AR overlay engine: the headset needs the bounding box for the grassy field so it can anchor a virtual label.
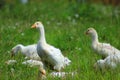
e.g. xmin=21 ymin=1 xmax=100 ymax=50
xmin=0 ymin=0 xmax=120 ymax=80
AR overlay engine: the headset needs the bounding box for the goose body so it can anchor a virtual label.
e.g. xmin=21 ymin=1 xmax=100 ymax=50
xmin=11 ymin=44 xmax=41 ymax=60
xmin=86 ymin=28 xmax=120 ymax=57
xmin=94 ymin=53 xmax=120 ymax=70
xmin=92 ymin=42 xmax=120 ymax=57
xmin=31 ymin=21 xmax=71 ymax=71
xmin=37 ymin=43 xmax=69 ymax=70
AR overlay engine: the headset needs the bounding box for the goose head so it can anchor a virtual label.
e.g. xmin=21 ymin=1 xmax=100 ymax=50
xmin=31 ymin=21 xmax=46 ymax=44
xmin=85 ymin=28 xmax=97 ymax=36
xmin=85 ymin=28 xmax=99 ymax=43
xmin=31 ymin=21 xmax=43 ymax=29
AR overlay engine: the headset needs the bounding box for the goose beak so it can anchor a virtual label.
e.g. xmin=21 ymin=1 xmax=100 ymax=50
xmin=31 ymin=24 xmax=36 ymax=28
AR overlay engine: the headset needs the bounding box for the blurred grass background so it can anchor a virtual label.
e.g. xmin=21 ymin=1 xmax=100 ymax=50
xmin=0 ymin=0 xmax=120 ymax=80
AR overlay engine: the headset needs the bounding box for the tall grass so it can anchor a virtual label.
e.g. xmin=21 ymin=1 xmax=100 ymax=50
xmin=0 ymin=0 xmax=120 ymax=80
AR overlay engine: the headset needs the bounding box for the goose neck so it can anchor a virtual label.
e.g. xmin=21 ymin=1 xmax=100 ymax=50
xmin=91 ymin=33 xmax=99 ymax=45
xmin=38 ymin=26 xmax=46 ymax=44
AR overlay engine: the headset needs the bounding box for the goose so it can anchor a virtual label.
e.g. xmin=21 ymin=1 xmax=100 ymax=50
xmin=94 ymin=53 xmax=120 ymax=70
xmin=31 ymin=21 xmax=71 ymax=71
xmin=86 ymin=28 xmax=120 ymax=58
xmin=11 ymin=44 xmax=41 ymax=60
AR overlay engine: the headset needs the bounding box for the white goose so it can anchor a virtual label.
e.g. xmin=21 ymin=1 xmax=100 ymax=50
xmin=86 ymin=28 xmax=120 ymax=58
xmin=11 ymin=44 xmax=41 ymax=60
xmin=31 ymin=21 xmax=71 ymax=71
xmin=94 ymin=53 xmax=120 ymax=70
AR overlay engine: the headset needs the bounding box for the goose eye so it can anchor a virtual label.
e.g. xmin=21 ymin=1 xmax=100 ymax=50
xmin=36 ymin=23 xmax=39 ymax=25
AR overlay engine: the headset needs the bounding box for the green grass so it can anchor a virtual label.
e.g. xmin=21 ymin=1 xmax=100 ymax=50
xmin=0 ymin=0 xmax=120 ymax=80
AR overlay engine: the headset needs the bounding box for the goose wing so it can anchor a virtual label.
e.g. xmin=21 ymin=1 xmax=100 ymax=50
xmin=98 ymin=43 xmax=120 ymax=55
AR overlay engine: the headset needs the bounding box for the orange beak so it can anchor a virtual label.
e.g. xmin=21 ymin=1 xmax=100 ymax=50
xmin=31 ymin=24 xmax=36 ymax=28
